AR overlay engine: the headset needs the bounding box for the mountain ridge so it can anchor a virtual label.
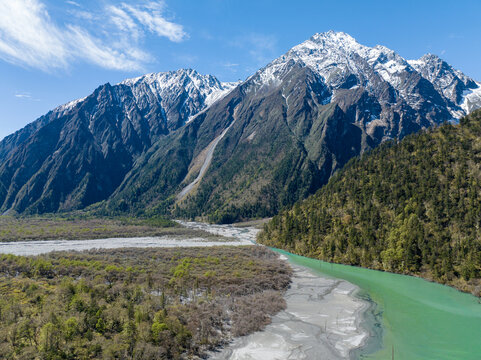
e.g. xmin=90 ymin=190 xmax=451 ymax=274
xmin=0 ymin=69 xmax=235 ymax=214
xmin=1 ymin=31 xmax=481 ymax=218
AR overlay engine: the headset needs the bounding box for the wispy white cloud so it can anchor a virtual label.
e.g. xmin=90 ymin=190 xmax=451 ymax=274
xmin=67 ymin=24 xmax=152 ymax=71
xmin=69 ymin=9 xmax=96 ymax=21
xmin=119 ymin=2 xmax=187 ymax=43
xmin=0 ymin=0 xmax=70 ymax=70
xmin=108 ymin=5 xmax=142 ymax=40
xmin=65 ymin=1 xmax=80 ymax=7
xmin=0 ymin=0 xmax=187 ymax=72
xmin=15 ymin=93 xmax=31 ymax=99
xmin=14 ymin=92 xmax=40 ymax=101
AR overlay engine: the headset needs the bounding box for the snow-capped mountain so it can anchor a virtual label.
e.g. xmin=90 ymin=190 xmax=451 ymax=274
xmin=239 ymin=30 xmax=481 ymax=148
xmin=0 ymin=69 xmax=237 ymax=214
xmin=119 ymin=69 xmax=239 ymax=125
xmin=1 ymin=31 xmax=480 ymax=217
xmin=1 ymin=69 xmax=236 ymax=163
xmin=55 ymin=69 xmax=238 ymax=129
xmin=250 ymin=31 xmax=480 ymax=120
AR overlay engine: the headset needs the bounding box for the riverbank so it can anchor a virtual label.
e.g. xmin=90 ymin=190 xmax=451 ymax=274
xmin=177 ymin=221 xmax=372 ymax=359
xmin=282 ymin=250 xmax=481 ymax=360
xmin=209 ymin=257 xmax=369 ymax=359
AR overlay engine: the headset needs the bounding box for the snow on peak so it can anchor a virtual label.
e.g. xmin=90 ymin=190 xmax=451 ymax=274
xmin=248 ymin=30 xmax=481 ymax=119
xmin=54 ymin=96 xmax=87 ymax=116
xmin=251 ymin=31 xmax=412 ymax=92
xmin=419 ymin=53 xmax=442 ymax=62
xmin=120 ymin=68 xmax=233 ymax=104
xmin=48 ymin=69 xmax=240 ymax=129
xmin=408 ymin=53 xmax=481 ymax=116
xmin=292 ymin=31 xmax=366 ymax=61
xmin=408 ymin=53 xmax=474 ymax=87
xmin=119 ymin=69 xmax=239 ymax=116
xmin=309 ymin=31 xmax=361 ymax=51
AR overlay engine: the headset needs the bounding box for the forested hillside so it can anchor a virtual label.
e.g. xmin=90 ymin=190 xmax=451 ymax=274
xmin=258 ymin=109 xmax=481 ymax=296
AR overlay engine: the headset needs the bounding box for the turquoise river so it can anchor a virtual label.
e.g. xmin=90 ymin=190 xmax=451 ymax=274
xmin=275 ymin=249 xmax=481 ymax=360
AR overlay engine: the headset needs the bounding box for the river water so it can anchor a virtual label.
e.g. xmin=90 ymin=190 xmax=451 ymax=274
xmin=281 ymin=250 xmax=481 ymax=360
xmin=178 ymin=222 xmax=481 ymax=359
xmin=1 ymin=222 xmax=480 ymax=359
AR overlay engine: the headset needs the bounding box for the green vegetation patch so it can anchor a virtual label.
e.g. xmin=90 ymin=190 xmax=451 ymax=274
xmin=0 ymin=216 xmax=229 ymax=242
xmin=0 ymin=246 xmax=291 ymax=359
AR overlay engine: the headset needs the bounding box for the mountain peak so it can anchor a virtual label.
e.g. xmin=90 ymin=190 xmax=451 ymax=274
xmin=310 ymin=31 xmax=358 ymax=43
xmin=419 ymin=53 xmax=442 ymax=62
xmin=299 ymin=31 xmax=364 ymax=55
xmin=408 ymin=53 xmax=448 ymax=71
xmin=119 ymin=68 xmax=218 ymax=87
xmin=408 ymin=53 xmax=480 ymax=111
xmin=286 ymin=31 xmax=404 ymax=70
xmin=258 ymin=31 xmax=409 ymax=93
xmin=251 ymin=30 xmax=481 ymax=120
xmin=116 ymin=68 xmax=238 ymax=114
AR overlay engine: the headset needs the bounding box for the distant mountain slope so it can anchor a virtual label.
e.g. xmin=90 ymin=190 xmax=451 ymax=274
xmin=0 ymin=69 xmax=236 ymax=214
xmin=104 ymin=31 xmax=481 ymax=221
xmin=1 ymin=31 xmax=481 ymax=217
xmin=258 ymin=109 xmax=481 ymax=296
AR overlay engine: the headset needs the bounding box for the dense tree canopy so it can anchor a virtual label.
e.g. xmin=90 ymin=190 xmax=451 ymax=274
xmin=259 ymin=109 xmax=481 ymax=296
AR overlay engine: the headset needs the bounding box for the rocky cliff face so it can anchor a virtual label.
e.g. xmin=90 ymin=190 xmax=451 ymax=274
xmin=0 ymin=70 xmax=236 ymax=214
xmin=408 ymin=53 xmax=481 ymax=117
xmin=107 ymin=32 xmax=481 ymax=221
xmin=1 ymin=32 xmax=480 ymax=218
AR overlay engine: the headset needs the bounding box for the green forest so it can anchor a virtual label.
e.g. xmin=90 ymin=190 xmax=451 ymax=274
xmin=0 ymin=247 xmax=291 ymax=359
xmin=259 ymin=109 xmax=481 ymax=296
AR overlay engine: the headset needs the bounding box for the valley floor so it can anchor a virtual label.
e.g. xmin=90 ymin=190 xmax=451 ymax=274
xmin=0 ymin=216 xmax=226 ymax=242
xmin=0 ymin=243 xmax=291 ymax=359
xmin=0 ymin=217 xmax=373 ymax=359
xmin=209 ymin=258 xmax=369 ymax=360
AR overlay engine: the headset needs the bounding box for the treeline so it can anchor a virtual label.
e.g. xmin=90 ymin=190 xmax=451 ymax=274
xmin=0 ymin=247 xmax=291 ymax=359
xmin=259 ymin=109 xmax=481 ymax=296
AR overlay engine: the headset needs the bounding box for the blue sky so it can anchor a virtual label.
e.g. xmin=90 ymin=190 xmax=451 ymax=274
xmin=1 ymin=0 xmax=480 ymax=140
